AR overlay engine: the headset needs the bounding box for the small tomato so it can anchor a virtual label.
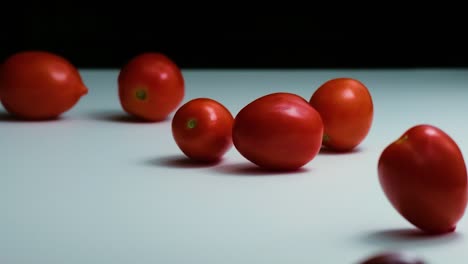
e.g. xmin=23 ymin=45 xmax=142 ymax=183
xmin=172 ymin=98 xmax=233 ymax=162
xmin=309 ymin=77 xmax=373 ymax=152
xmin=118 ymin=52 xmax=184 ymax=121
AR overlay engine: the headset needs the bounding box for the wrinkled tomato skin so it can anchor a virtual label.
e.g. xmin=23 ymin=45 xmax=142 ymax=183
xmin=232 ymin=92 xmax=323 ymax=171
xmin=378 ymin=124 xmax=468 ymax=234
xmin=309 ymin=78 xmax=373 ymax=152
xmin=118 ymin=52 xmax=184 ymax=121
xmin=172 ymin=98 xmax=234 ymax=162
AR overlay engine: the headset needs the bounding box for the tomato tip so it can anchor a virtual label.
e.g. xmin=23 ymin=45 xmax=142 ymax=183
xmin=79 ymin=85 xmax=88 ymax=96
xmin=395 ymin=134 xmax=409 ymax=144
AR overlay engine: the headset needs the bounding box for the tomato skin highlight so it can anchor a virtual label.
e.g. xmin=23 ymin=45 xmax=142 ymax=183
xmin=0 ymin=51 xmax=88 ymax=120
xmin=309 ymin=77 xmax=373 ymax=152
xmin=118 ymin=52 xmax=184 ymax=122
xmin=172 ymin=98 xmax=234 ymax=162
xmin=232 ymin=92 xmax=324 ymax=171
xmin=378 ymin=124 xmax=468 ymax=234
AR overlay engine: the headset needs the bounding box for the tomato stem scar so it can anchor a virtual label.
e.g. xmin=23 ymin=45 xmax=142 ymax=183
xmin=187 ymin=118 xmax=197 ymax=129
xmin=323 ymin=134 xmax=330 ymax=143
xmin=396 ymin=134 xmax=408 ymax=144
xmin=135 ymin=89 xmax=147 ymax=100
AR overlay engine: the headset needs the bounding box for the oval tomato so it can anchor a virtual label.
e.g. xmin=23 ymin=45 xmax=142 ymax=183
xmin=232 ymin=92 xmax=323 ymax=171
xmin=0 ymin=50 xmax=88 ymax=120
xmin=118 ymin=52 xmax=184 ymax=121
xmin=309 ymin=78 xmax=373 ymax=152
xmin=172 ymin=98 xmax=234 ymax=162
xmin=378 ymin=124 xmax=468 ymax=234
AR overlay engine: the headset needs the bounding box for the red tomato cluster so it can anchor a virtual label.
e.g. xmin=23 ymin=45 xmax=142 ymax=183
xmin=170 ymin=78 xmax=376 ymax=168
xmin=1 ymin=50 xmax=467 ymax=241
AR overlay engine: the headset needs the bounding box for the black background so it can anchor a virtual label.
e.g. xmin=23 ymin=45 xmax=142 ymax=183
xmin=3 ymin=8 xmax=468 ymax=69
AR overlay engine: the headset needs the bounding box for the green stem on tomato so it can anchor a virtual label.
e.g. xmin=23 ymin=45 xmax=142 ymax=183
xmin=187 ymin=118 xmax=197 ymax=129
xmin=135 ymin=88 xmax=147 ymax=101
xmin=395 ymin=134 xmax=409 ymax=144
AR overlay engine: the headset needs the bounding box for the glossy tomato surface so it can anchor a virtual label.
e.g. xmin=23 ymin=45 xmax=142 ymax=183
xmin=309 ymin=78 xmax=373 ymax=152
xmin=172 ymin=98 xmax=234 ymax=162
xmin=378 ymin=124 xmax=468 ymax=234
xmin=0 ymin=51 xmax=88 ymax=120
xmin=233 ymin=92 xmax=323 ymax=171
xmin=118 ymin=52 xmax=184 ymax=121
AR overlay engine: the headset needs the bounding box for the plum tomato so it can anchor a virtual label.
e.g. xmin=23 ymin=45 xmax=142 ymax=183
xmin=232 ymin=92 xmax=323 ymax=171
xmin=172 ymin=98 xmax=234 ymax=162
xmin=378 ymin=124 xmax=468 ymax=234
xmin=118 ymin=52 xmax=184 ymax=121
xmin=0 ymin=50 xmax=88 ymax=120
xmin=309 ymin=77 xmax=373 ymax=152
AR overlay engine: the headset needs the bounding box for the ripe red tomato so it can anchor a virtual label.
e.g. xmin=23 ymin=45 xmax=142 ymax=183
xmin=378 ymin=124 xmax=468 ymax=234
xmin=232 ymin=92 xmax=323 ymax=171
xmin=118 ymin=52 xmax=184 ymax=121
xmin=309 ymin=78 xmax=373 ymax=152
xmin=172 ymin=98 xmax=234 ymax=162
xmin=0 ymin=50 xmax=88 ymax=120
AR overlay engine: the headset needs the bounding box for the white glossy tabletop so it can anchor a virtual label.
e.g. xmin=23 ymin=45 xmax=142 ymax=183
xmin=2 ymin=68 xmax=468 ymax=264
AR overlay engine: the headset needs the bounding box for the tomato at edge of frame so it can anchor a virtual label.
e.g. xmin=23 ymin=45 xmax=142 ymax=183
xmin=378 ymin=124 xmax=468 ymax=234
xmin=309 ymin=77 xmax=373 ymax=152
xmin=172 ymin=98 xmax=234 ymax=162
xmin=0 ymin=50 xmax=88 ymax=120
xmin=232 ymin=92 xmax=324 ymax=171
xmin=118 ymin=52 xmax=184 ymax=122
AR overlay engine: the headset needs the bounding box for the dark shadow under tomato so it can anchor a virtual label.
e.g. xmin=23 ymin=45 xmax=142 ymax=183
xmin=0 ymin=111 xmax=63 ymax=122
xmin=319 ymin=146 xmax=364 ymax=155
xmin=143 ymin=154 xmax=222 ymax=169
xmin=358 ymin=227 xmax=461 ymax=246
xmin=88 ymin=110 xmax=170 ymax=124
xmin=214 ymin=162 xmax=310 ymax=176
xmin=357 ymin=251 xmax=426 ymax=264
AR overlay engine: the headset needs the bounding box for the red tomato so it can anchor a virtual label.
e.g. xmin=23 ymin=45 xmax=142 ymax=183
xmin=309 ymin=78 xmax=373 ymax=152
xmin=118 ymin=52 xmax=184 ymax=121
xmin=0 ymin=51 xmax=88 ymax=120
xmin=172 ymin=98 xmax=234 ymax=162
xmin=378 ymin=124 xmax=468 ymax=234
xmin=232 ymin=92 xmax=323 ymax=171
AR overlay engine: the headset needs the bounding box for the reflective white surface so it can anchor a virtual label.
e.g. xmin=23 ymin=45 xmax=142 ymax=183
xmin=2 ymin=69 xmax=468 ymax=264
